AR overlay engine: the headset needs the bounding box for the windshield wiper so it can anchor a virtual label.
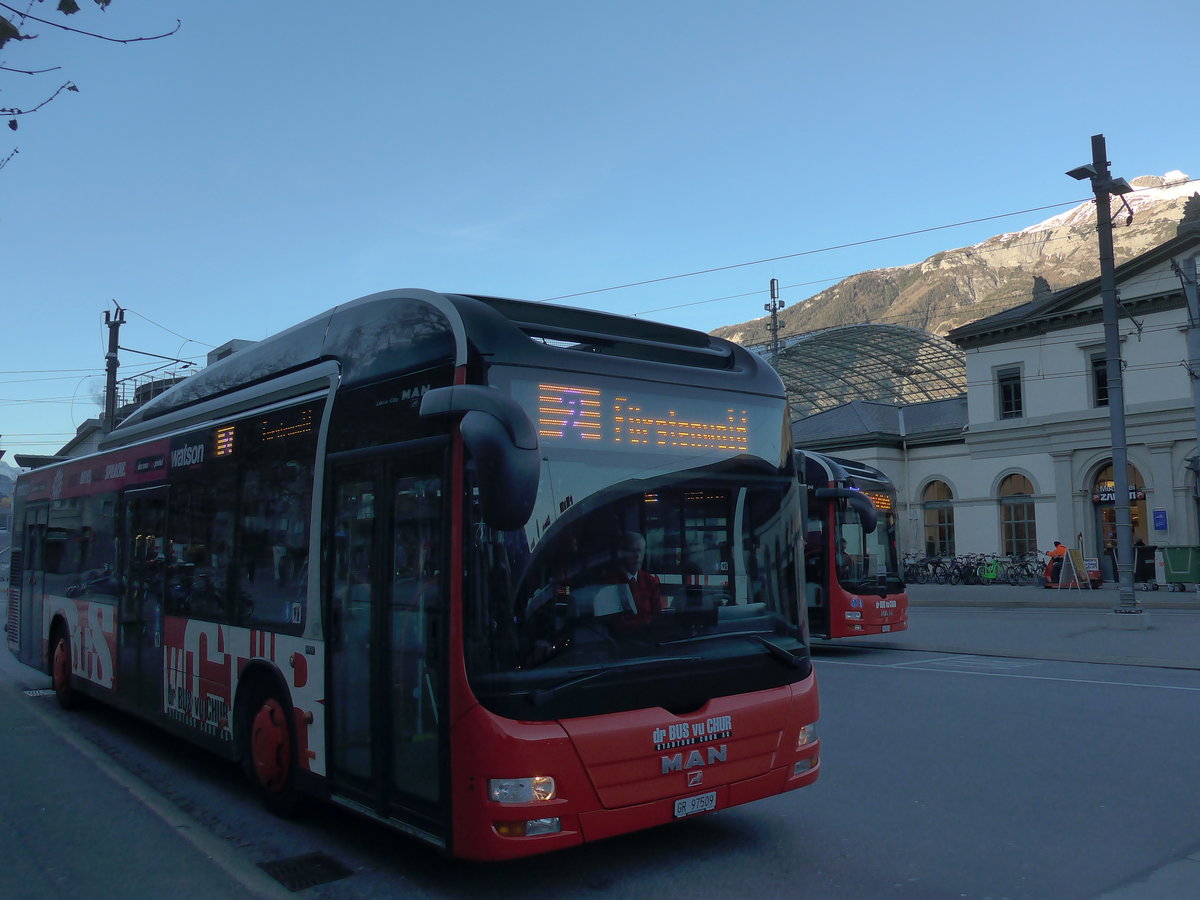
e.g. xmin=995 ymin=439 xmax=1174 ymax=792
xmin=752 ymin=634 xmax=805 ymax=669
xmin=846 ymin=576 xmax=891 ymax=596
xmin=528 ymin=656 xmax=702 ymax=706
xmin=659 ymin=627 xmax=777 ymax=645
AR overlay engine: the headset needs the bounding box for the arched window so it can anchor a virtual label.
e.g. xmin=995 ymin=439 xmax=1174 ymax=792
xmin=922 ymin=480 xmax=954 ymax=557
xmin=999 ymin=474 xmax=1036 ymax=557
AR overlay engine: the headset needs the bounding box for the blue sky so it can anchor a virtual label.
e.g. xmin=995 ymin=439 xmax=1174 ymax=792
xmin=2 ymin=0 xmax=1197 ymax=458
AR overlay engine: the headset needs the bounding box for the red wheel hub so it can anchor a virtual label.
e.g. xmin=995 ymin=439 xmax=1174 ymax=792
xmin=250 ymin=698 xmax=291 ymax=792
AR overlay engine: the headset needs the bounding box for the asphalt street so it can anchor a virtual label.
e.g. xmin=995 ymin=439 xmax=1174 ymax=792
xmin=826 ymin=581 xmax=1200 ymax=899
xmin=5 ymin=576 xmax=1197 ymax=898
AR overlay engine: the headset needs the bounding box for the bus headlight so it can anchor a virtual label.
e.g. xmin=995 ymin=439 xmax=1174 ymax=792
xmin=489 ymin=776 xmax=557 ymax=803
xmin=794 ymin=723 xmax=819 ymax=775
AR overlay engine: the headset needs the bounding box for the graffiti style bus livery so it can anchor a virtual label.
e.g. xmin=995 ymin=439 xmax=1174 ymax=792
xmin=8 ymin=289 xmax=819 ymax=860
xmin=799 ymin=451 xmax=908 ymax=639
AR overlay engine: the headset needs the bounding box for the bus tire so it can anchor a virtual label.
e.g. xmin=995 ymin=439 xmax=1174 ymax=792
xmin=50 ymin=624 xmax=82 ymax=710
xmin=239 ymin=678 xmax=303 ymax=817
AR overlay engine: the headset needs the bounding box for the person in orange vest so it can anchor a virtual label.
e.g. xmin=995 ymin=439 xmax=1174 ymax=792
xmin=1045 ymin=541 xmax=1067 ymax=586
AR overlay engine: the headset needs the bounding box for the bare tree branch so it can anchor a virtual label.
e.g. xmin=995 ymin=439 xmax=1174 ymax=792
xmin=0 ymin=64 xmax=64 ymax=74
xmin=3 ymin=80 xmax=78 ymax=128
xmin=2 ymin=2 xmax=179 ymax=167
xmin=0 ymin=3 xmax=179 ymax=43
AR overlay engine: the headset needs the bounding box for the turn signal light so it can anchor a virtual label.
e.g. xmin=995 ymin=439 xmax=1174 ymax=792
xmin=494 ymin=817 xmax=562 ymax=837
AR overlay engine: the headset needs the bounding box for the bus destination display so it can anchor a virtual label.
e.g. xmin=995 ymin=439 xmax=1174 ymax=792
xmin=536 ymin=382 xmax=750 ymax=453
xmin=862 ymin=489 xmax=893 ymax=511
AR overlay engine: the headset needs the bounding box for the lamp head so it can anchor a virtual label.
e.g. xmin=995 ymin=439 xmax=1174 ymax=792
xmin=1066 ymin=164 xmax=1098 ymax=181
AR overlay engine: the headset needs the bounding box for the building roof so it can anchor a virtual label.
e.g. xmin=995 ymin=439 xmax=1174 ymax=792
xmin=766 ymin=323 xmax=966 ymax=419
xmin=947 ymin=223 xmax=1200 ymax=349
xmin=791 ymin=394 xmax=967 ymax=451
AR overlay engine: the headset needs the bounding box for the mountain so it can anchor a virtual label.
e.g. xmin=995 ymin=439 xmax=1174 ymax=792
xmin=712 ymin=172 xmax=1200 ymax=345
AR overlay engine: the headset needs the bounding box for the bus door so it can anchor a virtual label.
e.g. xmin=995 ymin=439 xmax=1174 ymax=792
xmin=18 ymin=504 xmax=49 ymax=657
xmin=120 ymin=487 xmax=169 ymax=712
xmin=328 ymin=449 xmax=447 ymax=840
xmin=804 ymin=505 xmax=832 ymax=638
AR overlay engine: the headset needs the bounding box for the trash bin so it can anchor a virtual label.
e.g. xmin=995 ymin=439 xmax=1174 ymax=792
xmin=1153 ymin=547 xmax=1200 ymax=592
xmin=1133 ymin=545 xmax=1157 ymax=583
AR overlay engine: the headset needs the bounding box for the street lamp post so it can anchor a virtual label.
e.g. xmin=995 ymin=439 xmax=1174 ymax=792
xmin=1066 ymin=134 xmax=1143 ymax=623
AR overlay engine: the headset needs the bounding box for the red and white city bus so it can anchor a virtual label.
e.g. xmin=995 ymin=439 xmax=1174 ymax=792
xmin=799 ymin=451 xmax=908 ymax=639
xmin=6 ymin=290 xmax=819 ymax=860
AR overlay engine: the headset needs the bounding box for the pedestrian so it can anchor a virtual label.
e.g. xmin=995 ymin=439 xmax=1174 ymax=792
xmin=1046 ymin=541 xmax=1067 ymax=586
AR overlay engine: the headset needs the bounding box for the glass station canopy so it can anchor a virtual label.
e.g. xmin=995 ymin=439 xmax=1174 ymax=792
xmin=759 ymin=324 xmax=966 ymax=420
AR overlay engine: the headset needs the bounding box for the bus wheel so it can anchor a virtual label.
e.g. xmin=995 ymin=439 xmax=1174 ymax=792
xmin=50 ymin=627 xmax=81 ymax=710
xmin=242 ymin=684 xmax=302 ymax=816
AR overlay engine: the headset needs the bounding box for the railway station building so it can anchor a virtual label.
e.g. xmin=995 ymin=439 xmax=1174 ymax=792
xmin=787 ymin=224 xmax=1200 ymax=575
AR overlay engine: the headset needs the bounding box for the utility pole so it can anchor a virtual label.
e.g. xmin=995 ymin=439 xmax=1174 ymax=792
xmin=766 ymin=278 xmax=785 ymax=367
xmin=1174 ymin=256 xmax=1200 ymax=532
xmin=103 ymin=301 xmax=125 ymax=434
xmin=1067 ymin=134 xmax=1142 ymax=622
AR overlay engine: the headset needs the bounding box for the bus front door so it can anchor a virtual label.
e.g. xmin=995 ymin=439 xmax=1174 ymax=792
xmin=120 ymin=487 xmax=169 ymax=713
xmin=804 ymin=522 xmax=832 ymax=638
xmin=328 ymin=451 xmax=447 ymax=842
xmin=18 ymin=504 xmax=48 ymax=661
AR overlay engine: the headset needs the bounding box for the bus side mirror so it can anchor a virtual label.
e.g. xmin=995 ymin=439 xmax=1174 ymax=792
xmin=419 ymin=385 xmax=540 ymax=530
xmin=814 ymin=487 xmax=878 ymax=534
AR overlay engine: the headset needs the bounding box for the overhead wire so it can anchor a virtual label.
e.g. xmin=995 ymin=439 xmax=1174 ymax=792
xmin=620 ymin=177 xmax=1200 ymax=332
xmin=3 ymin=180 xmax=1196 ymax=459
xmin=126 ymin=307 xmax=217 ymax=349
xmin=540 ymin=198 xmax=1097 ymax=304
xmin=741 ymin=217 xmax=1191 ymax=343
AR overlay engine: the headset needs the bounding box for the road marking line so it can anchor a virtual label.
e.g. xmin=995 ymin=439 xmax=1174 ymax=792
xmin=884 ymin=654 xmax=979 ymax=668
xmin=918 ymin=657 xmax=1039 ymax=670
xmin=818 ymin=658 xmax=1200 ymax=692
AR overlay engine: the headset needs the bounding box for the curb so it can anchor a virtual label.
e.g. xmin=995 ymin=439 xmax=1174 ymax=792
xmin=909 ymin=598 xmax=1199 ymax=611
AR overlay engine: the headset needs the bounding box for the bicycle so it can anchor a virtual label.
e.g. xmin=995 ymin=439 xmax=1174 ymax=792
xmin=1004 ymin=552 xmax=1039 ymax=586
xmin=978 ymin=555 xmax=1007 ymax=584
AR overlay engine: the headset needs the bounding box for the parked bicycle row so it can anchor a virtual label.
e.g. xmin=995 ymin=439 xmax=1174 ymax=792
xmin=903 ymin=551 xmax=1044 ymax=586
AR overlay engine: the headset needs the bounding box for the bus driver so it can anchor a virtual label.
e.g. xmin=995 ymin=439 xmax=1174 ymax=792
xmin=605 ymin=532 xmax=665 ymax=633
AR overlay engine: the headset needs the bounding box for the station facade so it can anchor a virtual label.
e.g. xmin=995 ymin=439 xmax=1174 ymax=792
xmin=791 ymin=225 xmax=1200 ymax=574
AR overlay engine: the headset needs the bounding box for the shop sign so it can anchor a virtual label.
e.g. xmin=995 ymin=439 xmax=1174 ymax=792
xmin=1092 ymin=483 xmax=1146 ymax=503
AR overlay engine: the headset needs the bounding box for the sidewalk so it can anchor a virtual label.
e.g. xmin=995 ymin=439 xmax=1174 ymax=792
xmin=910 ymin=579 xmax=1200 ymax=610
xmin=827 ymin=581 xmax=1200 ymax=669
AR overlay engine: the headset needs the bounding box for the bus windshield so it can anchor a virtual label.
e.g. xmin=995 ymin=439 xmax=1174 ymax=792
xmin=463 ymin=461 xmax=808 ymax=722
xmin=835 ymin=489 xmax=903 ymax=593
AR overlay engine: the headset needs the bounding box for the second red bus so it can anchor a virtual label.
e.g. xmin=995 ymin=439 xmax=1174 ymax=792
xmin=799 ymin=451 xmax=908 ymax=639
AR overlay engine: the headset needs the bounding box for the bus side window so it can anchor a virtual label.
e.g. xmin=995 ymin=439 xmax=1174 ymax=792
xmin=161 ymin=473 xmax=234 ymax=621
xmin=236 ymin=454 xmax=314 ymax=630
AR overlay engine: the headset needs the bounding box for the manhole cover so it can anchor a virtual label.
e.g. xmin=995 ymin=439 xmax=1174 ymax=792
xmin=258 ymin=851 xmax=352 ymax=892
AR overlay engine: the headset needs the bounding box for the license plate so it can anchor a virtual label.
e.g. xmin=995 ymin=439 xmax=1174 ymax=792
xmin=674 ymin=791 xmax=717 ymax=818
